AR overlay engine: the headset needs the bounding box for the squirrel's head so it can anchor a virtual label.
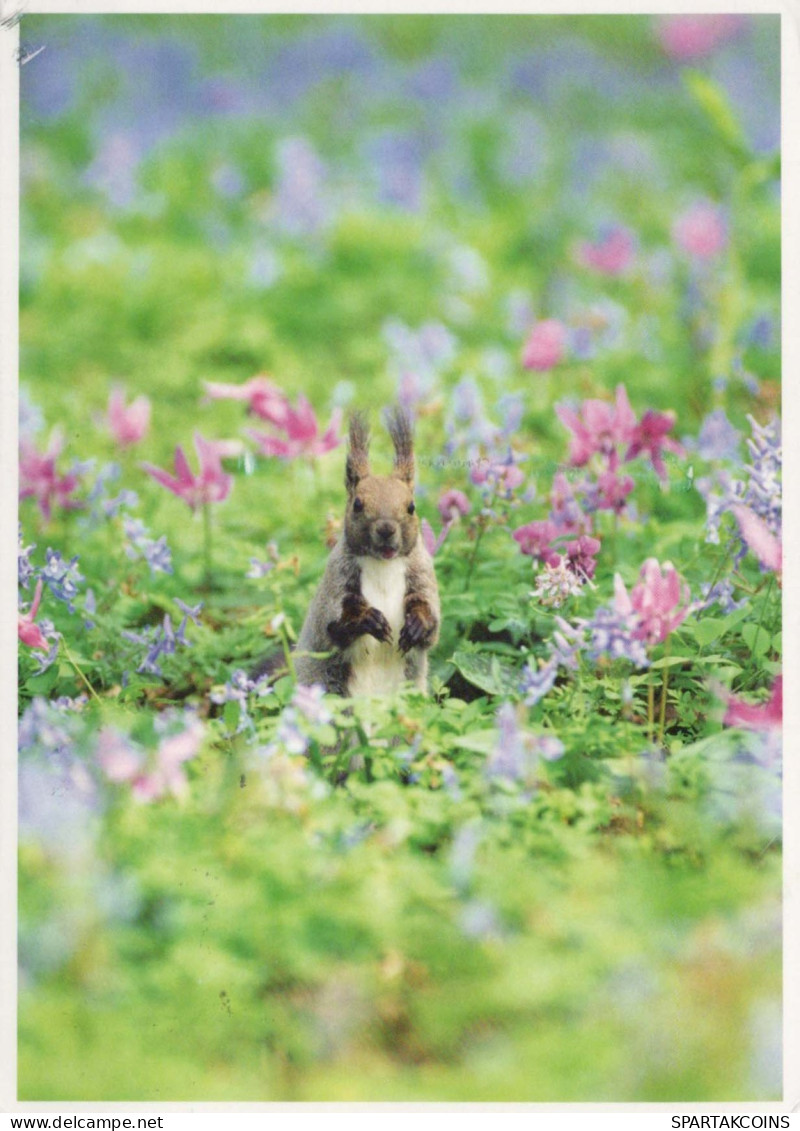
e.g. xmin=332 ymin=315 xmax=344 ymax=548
xmin=344 ymin=407 xmax=419 ymax=561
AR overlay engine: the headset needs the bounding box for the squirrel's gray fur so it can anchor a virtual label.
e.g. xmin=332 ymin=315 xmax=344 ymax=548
xmin=291 ymin=407 xmax=440 ymax=696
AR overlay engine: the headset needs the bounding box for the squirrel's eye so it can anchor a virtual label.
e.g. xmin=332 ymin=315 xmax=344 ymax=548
xmin=353 ymin=497 xmax=364 ymax=513
xmin=407 ymin=501 xmax=416 ymax=515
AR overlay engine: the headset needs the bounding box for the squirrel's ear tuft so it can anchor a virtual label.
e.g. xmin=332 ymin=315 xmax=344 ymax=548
xmin=385 ymin=405 xmax=415 ymax=485
xmin=346 ymin=411 xmax=371 ymax=491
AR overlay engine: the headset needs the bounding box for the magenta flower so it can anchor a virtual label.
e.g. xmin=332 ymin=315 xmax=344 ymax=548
xmin=723 ymin=676 xmax=782 ymax=732
xmin=522 ymin=319 xmax=567 ymax=371
xmin=470 ymin=456 xmax=525 ymax=496
xmin=142 ymin=432 xmax=233 ymax=511
xmin=577 ymin=225 xmax=637 ymax=277
xmin=731 ymin=504 xmax=782 ymax=575
xmin=247 ymin=396 xmax=343 ymax=460
xmin=556 ymin=384 xmax=637 ymax=470
xmin=626 ymin=409 xmax=684 ymax=481
xmin=656 ymin=15 xmax=745 ymax=61
xmin=97 ymin=716 xmax=204 ymax=803
xmin=438 ymin=488 xmax=471 ymax=523
xmin=512 ymin=520 xmax=560 ymax=566
xmin=594 ymin=468 xmax=635 ymax=512
xmin=107 ymin=386 xmax=151 ymax=447
xmin=672 ymin=201 xmax=727 ymax=261
xmin=628 ymin=559 xmax=691 ymax=646
xmin=564 ymin=535 xmax=601 ymax=581
xmin=19 ymin=428 xmax=83 ymax=523
xmin=549 ymin=471 xmax=587 ymax=534
xmin=204 ymin=374 xmax=291 ymax=426
xmin=18 ymin=579 xmax=49 ymax=650
xmin=422 ymin=517 xmax=453 ymax=557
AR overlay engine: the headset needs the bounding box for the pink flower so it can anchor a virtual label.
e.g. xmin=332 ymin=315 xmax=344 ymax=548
xmin=142 ymin=432 xmax=233 ymax=511
xmin=470 ymin=457 xmax=525 ymax=495
xmin=594 ymin=468 xmax=635 ymax=512
xmin=247 ymin=396 xmax=343 ymax=460
xmin=421 ymin=517 xmax=451 ymax=557
xmin=107 ymin=386 xmax=151 ymax=447
xmin=438 ymin=488 xmax=471 ymax=523
xmin=521 ymin=319 xmax=567 ymax=371
xmin=626 ymin=409 xmax=685 ymax=481
xmin=672 ymin=201 xmax=727 ymax=261
xmin=203 ymin=374 xmax=291 ymax=426
xmin=98 ymin=717 xmax=204 ymax=802
xmin=576 ymin=225 xmax=637 ymax=277
xmin=550 ymin=471 xmax=587 ymax=534
xmin=556 ymin=384 xmax=637 ymax=469
xmin=656 ymin=15 xmax=745 ymax=61
xmin=513 ymin=520 xmax=560 ymax=566
xmin=97 ymin=727 xmax=143 ymax=783
xmin=564 ymin=535 xmax=601 ymax=581
xmin=723 ymin=676 xmax=782 ymax=732
xmin=629 ymin=559 xmax=691 ymax=646
xmin=19 ymin=428 xmax=83 ymax=523
xmin=731 ymin=505 xmax=782 ymax=575
xmin=18 ymin=579 xmax=49 ymax=650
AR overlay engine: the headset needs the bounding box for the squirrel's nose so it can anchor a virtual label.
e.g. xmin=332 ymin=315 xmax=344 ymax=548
xmin=376 ymin=521 xmax=397 ymax=542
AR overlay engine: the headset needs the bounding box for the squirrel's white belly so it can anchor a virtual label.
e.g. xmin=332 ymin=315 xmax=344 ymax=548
xmin=348 ymin=556 xmax=407 ymax=696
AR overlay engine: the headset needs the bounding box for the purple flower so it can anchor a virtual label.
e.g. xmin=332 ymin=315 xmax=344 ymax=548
xmin=584 ymin=605 xmax=650 ymax=668
xmin=487 ymin=702 xmax=565 ymax=782
xmin=696 ymin=409 xmax=742 ymax=463
xmin=272 ymin=136 xmax=330 ymax=237
xmin=519 ymin=657 xmax=558 ymax=706
xmin=40 ymin=548 xmax=83 ymax=612
xmin=211 ymin=669 xmax=271 ymax=734
xmin=449 ymin=824 xmax=480 ymax=890
xmin=701 ymin=577 xmax=747 ymax=614
xmin=124 ymin=613 xmax=189 ymax=677
xmin=123 ymin=517 xmax=173 ymax=575
xmin=18 ymin=528 xmax=36 ymax=591
xmin=292 ymin=683 xmax=332 ymax=726
xmin=274 ymin=711 xmax=309 ymax=756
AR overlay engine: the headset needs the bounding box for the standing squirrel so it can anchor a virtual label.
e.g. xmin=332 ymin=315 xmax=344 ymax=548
xmin=292 ymin=407 xmax=440 ymax=696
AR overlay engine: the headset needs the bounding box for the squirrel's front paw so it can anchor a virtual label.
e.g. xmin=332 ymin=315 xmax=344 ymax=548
xmin=399 ymin=603 xmax=436 ymax=653
xmin=363 ymin=606 xmax=392 ymax=644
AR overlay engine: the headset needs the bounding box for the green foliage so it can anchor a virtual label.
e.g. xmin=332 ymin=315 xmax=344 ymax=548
xmin=18 ymin=13 xmax=781 ymax=1103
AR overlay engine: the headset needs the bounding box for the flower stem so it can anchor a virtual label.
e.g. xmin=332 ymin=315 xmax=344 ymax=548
xmin=279 ymin=622 xmax=297 ymax=683
xmin=463 ymin=520 xmax=487 ymax=591
xmin=658 ymin=639 xmax=671 ymax=748
xmin=60 ymin=638 xmax=102 ymax=705
xmin=202 ymin=502 xmax=213 ymax=589
xmin=647 ymin=668 xmax=655 ymax=744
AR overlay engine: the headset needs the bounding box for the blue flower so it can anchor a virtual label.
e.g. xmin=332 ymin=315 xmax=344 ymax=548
xmin=519 ymin=657 xmax=558 ymax=706
xmin=41 ymin=548 xmax=83 ymax=612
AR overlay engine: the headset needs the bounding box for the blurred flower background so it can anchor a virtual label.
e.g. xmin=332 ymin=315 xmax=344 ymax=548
xmin=18 ymin=13 xmax=781 ymax=1103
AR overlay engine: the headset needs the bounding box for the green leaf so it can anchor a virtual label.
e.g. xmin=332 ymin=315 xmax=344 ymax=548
xmin=223 ymin=699 xmax=241 ymax=732
xmin=742 ymin=623 xmax=770 ymax=658
xmin=451 ymin=649 xmax=519 ymax=697
xmin=683 ymin=70 xmax=748 ymax=161
xmin=689 ymin=617 xmax=726 ymax=648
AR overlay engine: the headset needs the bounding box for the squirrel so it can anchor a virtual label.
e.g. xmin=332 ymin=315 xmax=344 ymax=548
xmin=289 ymin=407 xmax=440 ymax=697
